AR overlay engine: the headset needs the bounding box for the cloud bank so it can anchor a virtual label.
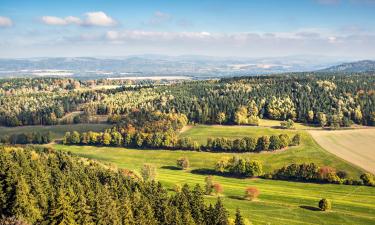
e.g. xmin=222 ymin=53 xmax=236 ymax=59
xmin=41 ymin=12 xmax=116 ymax=27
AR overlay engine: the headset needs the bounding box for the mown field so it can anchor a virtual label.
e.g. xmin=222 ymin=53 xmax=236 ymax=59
xmin=309 ymin=129 xmax=375 ymax=174
xmin=0 ymin=123 xmax=112 ymax=139
xmin=52 ymin=125 xmax=374 ymax=225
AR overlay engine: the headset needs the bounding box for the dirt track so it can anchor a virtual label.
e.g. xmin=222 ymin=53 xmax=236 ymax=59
xmin=309 ymin=129 xmax=375 ymax=174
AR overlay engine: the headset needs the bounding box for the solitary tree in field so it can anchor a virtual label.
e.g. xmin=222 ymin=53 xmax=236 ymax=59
xmin=244 ymin=187 xmax=260 ymax=201
xmin=213 ymin=183 xmax=224 ymax=196
xmin=176 ymin=157 xmax=190 ymax=170
xmin=318 ymin=198 xmax=331 ymax=211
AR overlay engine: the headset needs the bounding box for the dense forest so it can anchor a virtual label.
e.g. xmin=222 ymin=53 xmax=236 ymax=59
xmin=0 ymin=146 xmax=233 ymax=225
xmin=0 ymin=73 xmax=374 ymax=127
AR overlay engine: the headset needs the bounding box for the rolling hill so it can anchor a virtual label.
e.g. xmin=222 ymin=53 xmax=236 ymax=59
xmin=320 ymin=60 xmax=375 ymax=72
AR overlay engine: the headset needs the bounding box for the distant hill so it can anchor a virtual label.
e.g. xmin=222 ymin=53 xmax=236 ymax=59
xmin=320 ymin=60 xmax=375 ymax=72
xmin=0 ymin=55 xmax=341 ymax=79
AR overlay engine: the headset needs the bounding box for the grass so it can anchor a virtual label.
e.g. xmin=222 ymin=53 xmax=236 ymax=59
xmin=50 ymin=125 xmax=373 ymax=224
xmin=180 ymin=124 xmax=299 ymax=145
xmin=0 ymin=123 xmax=112 ymax=139
xmin=53 ymin=144 xmax=375 ymax=225
xmin=179 ymin=125 xmax=363 ymax=177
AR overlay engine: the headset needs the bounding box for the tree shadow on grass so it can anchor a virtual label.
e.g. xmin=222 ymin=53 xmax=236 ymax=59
xmin=228 ymin=195 xmax=245 ymax=201
xmin=190 ymin=168 xmax=249 ymax=179
xmin=299 ymin=205 xmax=321 ymax=211
xmin=160 ymin=165 xmax=181 ymax=170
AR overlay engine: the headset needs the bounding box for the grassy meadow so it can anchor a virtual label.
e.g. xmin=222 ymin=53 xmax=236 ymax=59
xmin=0 ymin=123 xmax=112 ymax=139
xmin=51 ymin=124 xmax=374 ymax=225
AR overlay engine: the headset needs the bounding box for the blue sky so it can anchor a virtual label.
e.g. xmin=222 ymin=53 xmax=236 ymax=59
xmin=0 ymin=0 xmax=375 ymax=58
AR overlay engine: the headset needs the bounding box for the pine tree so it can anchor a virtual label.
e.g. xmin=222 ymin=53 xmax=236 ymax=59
xmin=49 ymin=188 xmax=77 ymax=225
xmin=10 ymin=176 xmax=42 ymax=224
xmin=96 ymin=186 xmax=120 ymax=225
xmin=214 ymin=198 xmax=229 ymax=225
xmin=234 ymin=208 xmax=245 ymax=225
xmin=75 ymin=193 xmax=94 ymax=225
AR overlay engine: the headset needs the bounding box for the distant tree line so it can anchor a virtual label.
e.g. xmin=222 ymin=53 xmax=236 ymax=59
xmin=0 ymin=132 xmax=51 ymax=144
xmin=63 ymin=129 xmax=301 ymax=153
xmin=0 ymin=145 xmax=232 ymax=225
xmin=268 ymin=163 xmax=375 ymax=186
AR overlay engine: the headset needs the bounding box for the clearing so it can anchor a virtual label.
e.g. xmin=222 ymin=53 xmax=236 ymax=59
xmin=0 ymin=123 xmax=112 ymax=139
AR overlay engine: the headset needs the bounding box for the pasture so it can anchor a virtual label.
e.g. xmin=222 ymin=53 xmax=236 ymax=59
xmin=53 ymin=144 xmax=375 ymax=225
xmin=50 ymin=123 xmax=374 ymax=224
xmin=0 ymin=123 xmax=111 ymax=139
xmin=309 ymin=129 xmax=375 ymax=174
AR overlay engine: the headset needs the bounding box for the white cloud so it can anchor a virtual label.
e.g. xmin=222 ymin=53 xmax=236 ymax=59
xmin=41 ymin=16 xmax=81 ymax=25
xmin=41 ymin=12 xmax=116 ymax=27
xmin=0 ymin=16 xmax=13 ymax=27
xmin=84 ymin=11 xmax=116 ymax=26
xmin=105 ymin=30 xmax=213 ymax=42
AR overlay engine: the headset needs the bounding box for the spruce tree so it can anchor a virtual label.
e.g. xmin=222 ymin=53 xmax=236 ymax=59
xmin=235 ymin=208 xmax=245 ymax=225
xmin=49 ymin=187 xmax=77 ymax=225
xmin=214 ymin=198 xmax=229 ymax=225
xmin=10 ymin=176 xmax=42 ymax=224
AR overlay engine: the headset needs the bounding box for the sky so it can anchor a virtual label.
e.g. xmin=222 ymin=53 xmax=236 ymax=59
xmin=0 ymin=0 xmax=375 ymax=59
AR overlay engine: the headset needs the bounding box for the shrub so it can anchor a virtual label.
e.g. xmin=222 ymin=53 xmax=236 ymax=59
xmin=326 ymin=172 xmax=343 ymax=184
xmin=269 ymin=135 xmax=281 ymax=150
xmin=215 ymin=157 xmax=230 ymax=173
xmin=318 ymin=166 xmax=336 ymax=180
xmin=291 ymin=134 xmax=301 ymax=146
xmin=141 ymin=164 xmax=157 ymax=181
xmin=176 ymin=157 xmax=190 ymax=170
xmin=336 ymin=170 xmax=348 ymax=179
xmin=205 ymin=176 xmax=214 ymax=195
xmin=278 ymin=134 xmax=290 ymax=148
xmin=244 ymin=187 xmax=260 ymax=201
xmin=256 ymin=136 xmax=270 ymax=151
xmin=280 ymin=119 xmax=295 ymax=129
xmin=318 ymin=198 xmax=332 ymax=211
xmin=360 ymin=173 xmax=375 ymax=186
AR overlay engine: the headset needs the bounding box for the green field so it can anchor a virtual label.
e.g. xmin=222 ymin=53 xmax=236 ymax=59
xmin=51 ymin=125 xmax=374 ymax=224
xmin=0 ymin=123 xmax=112 ymax=139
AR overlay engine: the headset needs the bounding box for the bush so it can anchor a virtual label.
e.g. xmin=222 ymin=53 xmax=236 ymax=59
xmin=280 ymin=119 xmax=295 ymax=129
xmin=205 ymin=176 xmax=214 ymax=195
xmin=244 ymin=187 xmax=260 ymax=201
xmin=176 ymin=157 xmax=190 ymax=170
xmin=318 ymin=198 xmax=332 ymax=211
xmin=360 ymin=173 xmax=375 ymax=186
xmin=278 ymin=134 xmax=290 ymax=148
xmin=291 ymin=134 xmax=301 ymax=146
xmin=336 ymin=170 xmax=348 ymax=179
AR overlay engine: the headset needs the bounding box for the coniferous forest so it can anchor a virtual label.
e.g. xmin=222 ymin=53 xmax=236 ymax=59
xmin=0 ymin=146 xmax=229 ymax=225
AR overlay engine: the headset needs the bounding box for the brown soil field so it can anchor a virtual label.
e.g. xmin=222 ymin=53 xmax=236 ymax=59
xmin=309 ymin=129 xmax=375 ymax=174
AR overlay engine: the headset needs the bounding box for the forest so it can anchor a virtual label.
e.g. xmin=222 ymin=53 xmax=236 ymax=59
xmin=0 ymin=146 xmax=234 ymax=225
xmin=0 ymin=73 xmax=374 ymax=127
